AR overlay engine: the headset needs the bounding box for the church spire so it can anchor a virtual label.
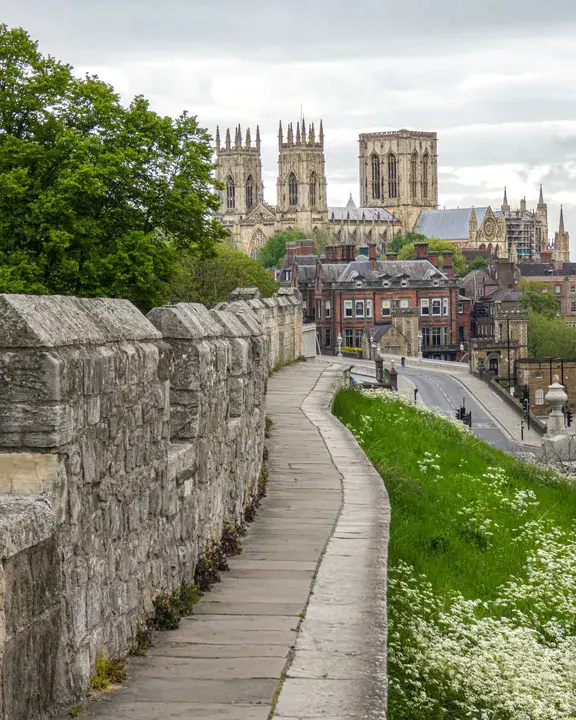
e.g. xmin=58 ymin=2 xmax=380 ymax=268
xmin=559 ymin=205 xmax=565 ymax=235
xmin=225 ymin=127 xmax=231 ymax=150
xmin=215 ymin=125 xmax=221 ymax=151
xmin=538 ymin=184 xmax=545 ymax=207
xmin=245 ymin=127 xmax=251 ymax=149
xmin=502 ymin=186 xmax=510 ymax=213
xmin=301 ymin=116 xmax=306 ymax=143
xmin=278 ymin=120 xmax=283 ymax=149
xmin=256 ymin=125 xmax=261 ymax=152
xmin=319 ymin=119 xmax=324 ymax=148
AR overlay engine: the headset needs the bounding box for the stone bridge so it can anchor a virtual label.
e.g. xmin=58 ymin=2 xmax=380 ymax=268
xmin=0 ymin=289 xmax=389 ymax=719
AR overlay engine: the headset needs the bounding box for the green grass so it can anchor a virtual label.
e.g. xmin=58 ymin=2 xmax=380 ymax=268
xmin=333 ymin=387 xmax=576 ymax=604
xmin=334 ymin=388 xmax=576 ymax=717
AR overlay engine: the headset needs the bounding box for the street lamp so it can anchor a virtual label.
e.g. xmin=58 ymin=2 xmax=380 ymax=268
xmin=337 ymin=332 xmax=343 ymax=358
xmin=459 ymin=342 xmax=464 ymax=361
xmin=417 ymin=330 xmax=423 ymax=362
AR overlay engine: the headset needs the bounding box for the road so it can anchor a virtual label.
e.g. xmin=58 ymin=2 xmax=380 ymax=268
xmin=340 ymin=357 xmax=534 ymax=457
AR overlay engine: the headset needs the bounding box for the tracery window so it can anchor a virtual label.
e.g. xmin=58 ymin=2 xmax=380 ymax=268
xmin=422 ymin=152 xmax=430 ymax=200
xmin=226 ymin=176 xmax=235 ymax=210
xmin=310 ymin=172 xmax=317 ymax=206
xmin=289 ymin=172 xmax=298 ymax=206
xmin=388 ymin=153 xmax=397 ymax=199
xmin=410 ymin=152 xmax=418 ymax=199
xmin=246 ymin=175 xmax=254 ymax=210
xmin=371 ymin=153 xmax=381 ymax=200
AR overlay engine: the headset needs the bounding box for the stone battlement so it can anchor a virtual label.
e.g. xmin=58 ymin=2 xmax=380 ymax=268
xmin=0 ymin=289 xmax=303 ymax=719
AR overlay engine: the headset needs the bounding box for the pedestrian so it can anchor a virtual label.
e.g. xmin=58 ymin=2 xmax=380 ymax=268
xmin=401 ymin=356 xmax=406 ymax=368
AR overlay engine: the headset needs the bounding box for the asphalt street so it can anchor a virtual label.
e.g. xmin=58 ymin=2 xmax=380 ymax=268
xmin=343 ymin=358 xmax=534 ymax=456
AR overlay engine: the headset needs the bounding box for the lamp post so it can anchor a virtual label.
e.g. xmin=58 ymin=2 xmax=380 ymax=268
xmin=459 ymin=342 xmax=464 ymax=362
xmin=418 ymin=330 xmax=423 ymax=362
xmin=337 ymin=332 xmax=343 ymax=359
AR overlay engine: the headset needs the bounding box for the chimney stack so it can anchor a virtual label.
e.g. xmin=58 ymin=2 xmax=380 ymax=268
xmin=414 ymin=242 xmax=429 ymax=259
xmin=386 ymin=250 xmax=398 ymax=262
xmin=368 ymin=243 xmax=378 ymax=270
xmin=442 ymin=251 xmax=454 ymax=279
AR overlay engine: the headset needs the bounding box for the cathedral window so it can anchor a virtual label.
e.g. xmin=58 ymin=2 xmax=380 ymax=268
xmin=289 ymin=172 xmax=298 ymax=206
xmin=422 ymin=152 xmax=429 ymax=200
xmin=246 ymin=175 xmax=254 ymax=211
xmin=226 ymin=176 xmax=235 ymax=210
xmin=387 ymin=153 xmax=397 ymax=199
xmin=310 ymin=172 xmax=317 ymax=206
xmin=371 ymin=153 xmax=381 ymax=200
xmin=410 ymin=152 xmax=418 ymax=199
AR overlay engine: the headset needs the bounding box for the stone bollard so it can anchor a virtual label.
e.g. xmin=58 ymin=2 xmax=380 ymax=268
xmin=545 ymin=375 xmax=568 ymax=437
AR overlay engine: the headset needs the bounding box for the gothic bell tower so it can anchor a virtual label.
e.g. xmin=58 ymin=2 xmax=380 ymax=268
xmin=215 ymin=125 xmax=263 ymax=218
xmin=276 ymin=118 xmax=328 ymax=230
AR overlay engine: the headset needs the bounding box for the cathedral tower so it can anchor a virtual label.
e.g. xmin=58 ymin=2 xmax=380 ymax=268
xmin=553 ymin=206 xmax=570 ymax=265
xmin=215 ymin=125 xmax=263 ymax=217
xmin=276 ymin=119 xmax=328 ymax=230
xmin=358 ymin=129 xmax=438 ymax=232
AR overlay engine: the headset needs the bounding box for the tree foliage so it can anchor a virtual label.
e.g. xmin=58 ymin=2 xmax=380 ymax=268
xmin=528 ymin=313 xmax=576 ymax=357
xmin=0 ymin=26 xmax=225 ymax=311
xmin=468 ymin=257 xmax=489 ymax=271
xmin=521 ymin=290 xmax=561 ymax=319
xmin=257 ymin=229 xmax=307 ymax=268
xmin=397 ymin=237 xmax=468 ymax=275
xmin=169 ymin=245 xmax=278 ymax=307
xmin=386 ymin=231 xmax=428 ymax=255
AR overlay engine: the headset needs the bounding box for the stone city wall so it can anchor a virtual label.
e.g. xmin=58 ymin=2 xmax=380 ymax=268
xmin=0 ymin=288 xmax=302 ymax=719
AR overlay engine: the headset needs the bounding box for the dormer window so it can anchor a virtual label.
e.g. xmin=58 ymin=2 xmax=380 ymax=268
xmin=382 ymin=280 xmax=390 ymax=288
xmin=400 ymin=279 xmax=408 ymax=288
xmin=433 ymin=278 xmax=440 ymax=287
xmin=355 ymin=280 xmax=363 ymax=289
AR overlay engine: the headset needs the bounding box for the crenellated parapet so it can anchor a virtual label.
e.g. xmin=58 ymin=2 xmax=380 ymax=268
xmin=0 ymin=287 xmax=303 ymax=720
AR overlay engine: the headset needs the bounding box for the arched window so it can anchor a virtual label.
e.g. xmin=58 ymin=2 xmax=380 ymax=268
xmin=289 ymin=172 xmax=298 ymax=206
xmin=226 ymin=176 xmax=235 ymax=210
xmin=410 ymin=152 xmax=418 ymax=199
xmin=309 ymin=172 xmax=317 ymax=207
xmin=371 ymin=154 xmax=381 ymax=200
xmin=422 ymin=152 xmax=429 ymax=200
xmin=388 ymin=153 xmax=397 ymax=199
xmin=246 ymin=175 xmax=254 ymax=211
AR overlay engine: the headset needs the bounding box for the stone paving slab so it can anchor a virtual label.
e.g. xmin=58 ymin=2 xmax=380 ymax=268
xmin=61 ymin=362 xmax=389 ymax=720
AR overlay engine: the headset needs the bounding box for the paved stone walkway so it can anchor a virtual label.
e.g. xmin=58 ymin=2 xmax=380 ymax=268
xmin=75 ymin=362 xmax=389 ymax=719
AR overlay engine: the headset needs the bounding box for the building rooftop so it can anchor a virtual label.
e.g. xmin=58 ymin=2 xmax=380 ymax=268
xmin=335 ymin=257 xmax=447 ymax=283
xmin=415 ymin=207 xmax=490 ymax=240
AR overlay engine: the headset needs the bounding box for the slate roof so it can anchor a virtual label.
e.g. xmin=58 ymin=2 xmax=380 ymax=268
xmin=293 ymin=255 xmax=316 ymax=266
xmin=518 ymin=263 xmax=576 ymax=277
xmin=336 ymin=256 xmax=446 ymax=283
xmin=482 ymin=287 xmax=523 ymax=303
xmin=416 ymin=207 xmax=490 ymax=240
xmin=365 ymin=324 xmax=393 ymax=342
xmin=320 ymin=264 xmax=345 ymax=282
xmin=328 ymin=205 xmax=396 ymax=222
xmin=296 ymin=265 xmax=317 ymax=283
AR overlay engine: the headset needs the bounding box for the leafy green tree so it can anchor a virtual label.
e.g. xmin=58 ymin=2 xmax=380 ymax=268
xmin=169 ymin=245 xmax=278 ymax=307
xmin=398 ymin=237 xmax=468 ymax=275
xmin=520 ymin=289 xmax=561 ymax=319
xmin=386 ymin=231 xmax=428 ymax=255
xmin=257 ymin=229 xmax=307 ymax=268
xmin=468 ymin=257 xmax=489 ymax=271
xmin=0 ymin=26 xmax=224 ymax=311
xmin=528 ymin=313 xmax=576 ymax=357
xmin=312 ymin=227 xmax=337 ymax=255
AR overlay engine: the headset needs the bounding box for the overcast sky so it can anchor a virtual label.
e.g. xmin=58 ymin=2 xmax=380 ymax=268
xmin=4 ymin=0 xmax=576 ymax=253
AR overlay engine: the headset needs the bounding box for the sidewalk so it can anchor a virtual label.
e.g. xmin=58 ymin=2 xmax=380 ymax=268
xmin=74 ymin=362 xmax=389 ymax=720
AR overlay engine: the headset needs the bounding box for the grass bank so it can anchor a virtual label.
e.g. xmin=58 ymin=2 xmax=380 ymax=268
xmin=333 ymin=387 xmax=576 ymax=720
